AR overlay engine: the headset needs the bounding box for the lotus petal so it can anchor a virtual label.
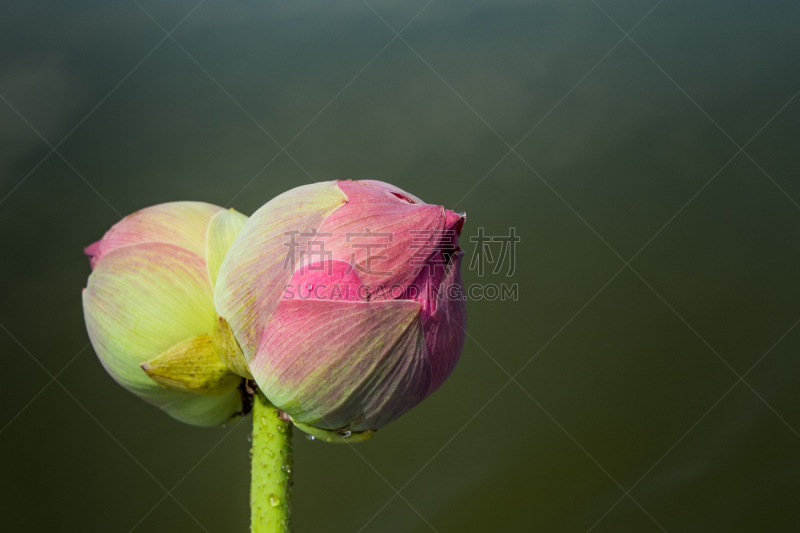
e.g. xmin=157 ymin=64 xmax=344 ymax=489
xmin=214 ymin=181 xmax=347 ymax=360
xmin=254 ymin=299 xmax=431 ymax=432
xmin=318 ymin=180 xmax=446 ymax=295
xmin=361 ymin=180 xmax=425 ymax=205
xmin=205 ymin=208 xmax=249 ymax=288
xmin=82 ymin=242 xmax=241 ymax=425
xmin=411 ymin=251 xmax=467 ymax=394
xmin=84 ymin=202 xmax=222 ymax=268
xmin=141 ymin=334 xmax=240 ymax=396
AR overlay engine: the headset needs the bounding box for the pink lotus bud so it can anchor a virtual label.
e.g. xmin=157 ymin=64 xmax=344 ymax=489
xmin=215 ymin=180 xmax=466 ymax=437
xmin=82 ymin=202 xmax=251 ymax=426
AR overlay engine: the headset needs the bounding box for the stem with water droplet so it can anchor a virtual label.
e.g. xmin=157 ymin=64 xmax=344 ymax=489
xmin=251 ymin=391 xmax=293 ymax=532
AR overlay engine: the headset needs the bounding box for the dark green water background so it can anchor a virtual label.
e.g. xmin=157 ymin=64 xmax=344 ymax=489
xmin=2 ymin=1 xmax=800 ymax=531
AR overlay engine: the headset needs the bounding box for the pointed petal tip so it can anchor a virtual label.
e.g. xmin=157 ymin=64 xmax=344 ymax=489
xmin=445 ymin=209 xmax=466 ymax=236
xmin=84 ymin=240 xmax=100 ymax=256
xmin=84 ymin=240 xmax=101 ymax=267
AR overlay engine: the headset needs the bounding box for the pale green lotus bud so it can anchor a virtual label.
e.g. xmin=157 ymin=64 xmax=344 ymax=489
xmin=82 ymin=202 xmax=250 ymax=426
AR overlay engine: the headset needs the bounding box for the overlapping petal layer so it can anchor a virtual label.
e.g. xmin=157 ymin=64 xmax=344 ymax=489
xmin=84 ymin=202 xmax=223 ymax=268
xmin=410 ymin=251 xmax=466 ymax=394
xmin=317 ymin=180 xmax=446 ymax=294
xmin=253 ymin=299 xmax=431 ymax=432
xmin=284 ymin=259 xmax=365 ymax=302
xmin=214 ymin=182 xmax=347 ymax=360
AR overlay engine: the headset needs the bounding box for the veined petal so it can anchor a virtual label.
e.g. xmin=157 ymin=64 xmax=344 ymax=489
xmin=141 ymin=334 xmax=241 ymax=396
xmin=360 ymin=180 xmax=425 ymax=205
xmin=205 ymin=208 xmax=249 ymax=288
xmin=413 ymin=251 xmax=467 ymax=395
xmin=214 ymin=181 xmax=347 ymax=361
xmin=283 ymin=259 xmax=365 ymax=302
xmin=319 ymin=181 xmax=446 ymax=295
xmin=161 ymin=389 xmax=244 ymax=427
xmin=253 ymin=299 xmax=431 ymax=432
xmin=85 ymin=202 xmax=222 ymax=268
xmin=213 ymin=315 xmax=252 ymax=379
xmin=82 ymin=243 xmax=240 ymax=424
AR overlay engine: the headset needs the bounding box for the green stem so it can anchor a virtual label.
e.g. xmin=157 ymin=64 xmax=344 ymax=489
xmin=251 ymin=392 xmax=293 ymax=532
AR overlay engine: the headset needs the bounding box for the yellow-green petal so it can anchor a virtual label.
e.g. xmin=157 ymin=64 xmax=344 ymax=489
xmin=213 ymin=315 xmax=252 ymax=379
xmin=205 ymin=208 xmax=249 ymax=288
xmin=162 ymin=389 xmax=245 ymax=427
xmin=141 ymin=334 xmax=240 ymax=396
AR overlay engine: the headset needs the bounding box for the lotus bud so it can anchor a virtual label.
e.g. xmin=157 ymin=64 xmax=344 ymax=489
xmin=215 ymin=180 xmax=466 ymax=439
xmin=82 ymin=202 xmax=250 ymax=426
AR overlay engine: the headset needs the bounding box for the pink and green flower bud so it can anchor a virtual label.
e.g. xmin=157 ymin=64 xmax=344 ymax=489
xmin=215 ymin=180 xmax=466 ymax=439
xmin=82 ymin=202 xmax=250 ymax=426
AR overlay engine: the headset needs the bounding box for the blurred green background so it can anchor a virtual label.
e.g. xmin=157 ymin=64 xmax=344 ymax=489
xmin=2 ymin=0 xmax=800 ymax=531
